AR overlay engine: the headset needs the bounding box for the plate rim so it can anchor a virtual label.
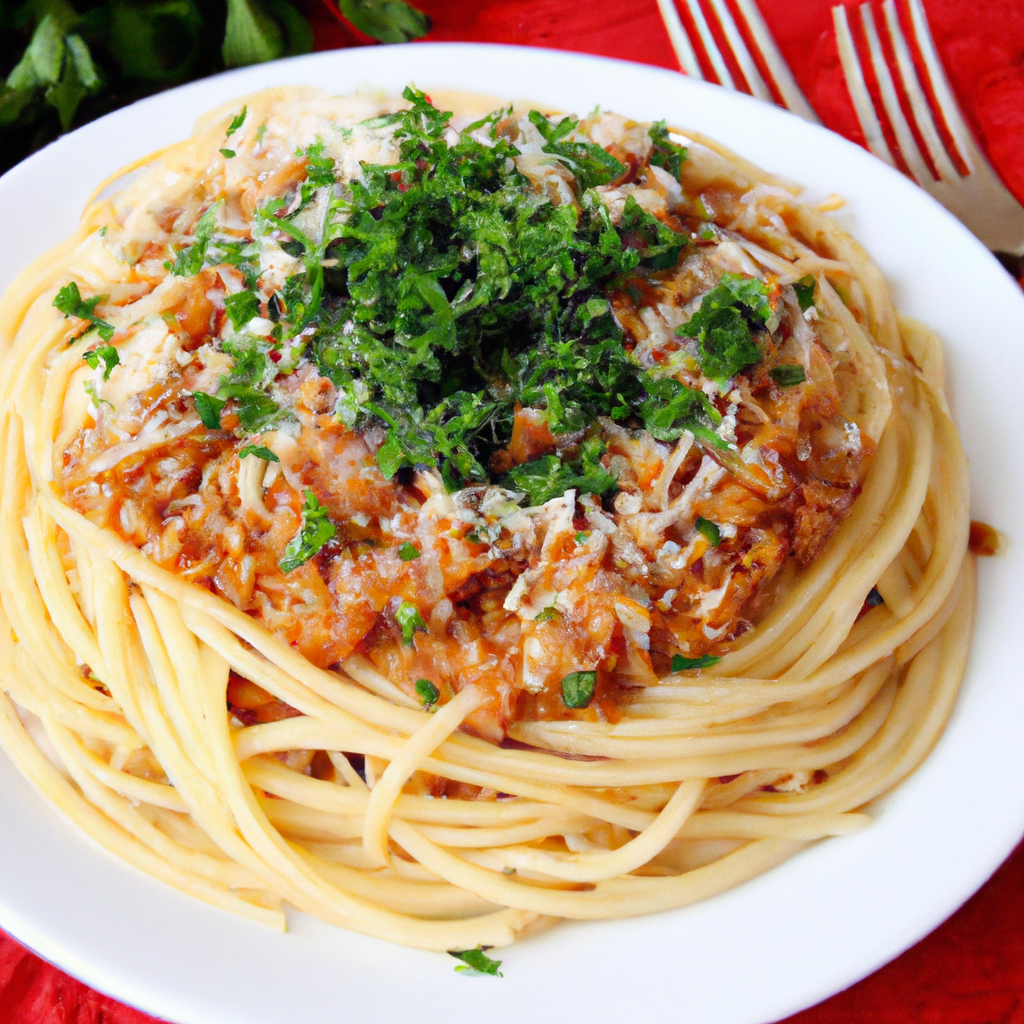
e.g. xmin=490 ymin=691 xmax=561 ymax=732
xmin=1 ymin=40 xmax=1023 ymax=1024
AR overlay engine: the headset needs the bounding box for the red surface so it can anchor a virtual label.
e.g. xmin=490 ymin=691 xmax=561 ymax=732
xmin=2 ymin=1 xmax=1022 ymax=1021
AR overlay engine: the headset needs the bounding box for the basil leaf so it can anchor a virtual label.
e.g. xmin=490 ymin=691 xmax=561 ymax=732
xmin=222 ymin=0 xmax=284 ymax=67
xmin=280 ymin=490 xmax=336 ymax=573
xmin=338 ymin=0 xmax=431 ymax=43
xmin=560 ymin=670 xmax=596 ymax=709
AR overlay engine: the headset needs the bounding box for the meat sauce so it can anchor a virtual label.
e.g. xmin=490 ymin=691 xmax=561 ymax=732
xmin=60 ymin=274 xmax=870 ymax=743
xmin=56 ymin=99 xmax=875 ymax=744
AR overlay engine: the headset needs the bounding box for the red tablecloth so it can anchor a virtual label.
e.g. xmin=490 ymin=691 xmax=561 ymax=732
xmin=2 ymin=1 xmax=1022 ymax=1021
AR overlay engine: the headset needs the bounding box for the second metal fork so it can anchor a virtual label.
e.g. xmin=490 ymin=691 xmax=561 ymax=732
xmin=834 ymin=0 xmax=1024 ymax=254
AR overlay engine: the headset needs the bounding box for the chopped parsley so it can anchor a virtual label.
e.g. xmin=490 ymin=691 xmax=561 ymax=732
xmin=504 ymin=438 xmax=617 ymax=506
xmin=415 ymin=678 xmax=439 ymax=706
xmin=238 ymin=444 xmax=279 ymax=462
xmin=169 ymin=201 xmax=222 ymax=277
xmin=527 ymin=109 xmax=626 ymax=189
xmin=224 ymin=290 xmax=260 ymax=330
xmin=648 ymin=120 xmax=688 ymax=179
xmin=769 ymin=364 xmax=807 ymax=387
xmin=82 ymin=345 xmax=119 ymax=381
xmin=397 ymin=542 xmax=421 ymax=561
xmin=449 ymin=947 xmax=503 ymax=977
xmin=793 ymin=274 xmax=816 ymax=311
xmin=226 ymin=106 xmax=247 ymax=136
xmin=395 ymin=601 xmax=427 ymax=645
xmin=280 ymin=490 xmax=336 ymax=573
xmin=203 ymin=92 xmax=771 ymax=502
xmin=574 ymin=531 xmax=590 ymax=545
xmin=220 ymin=148 xmax=235 ymax=159
xmin=300 ymin=87 xmax=718 ymax=493
xmin=678 ymin=273 xmax=774 ymax=381
xmin=53 ymin=282 xmax=115 ymax=342
xmin=83 ymin=380 xmax=113 ymax=409
xmin=192 ymin=391 xmax=226 ymax=429
xmin=534 ymin=602 xmax=560 ymax=622
xmin=560 ymin=670 xmax=597 ymax=708
xmin=695 ymin=516 xmax=721 ymax=547
xmin=671 ymin=654 xmax=721 ymax=671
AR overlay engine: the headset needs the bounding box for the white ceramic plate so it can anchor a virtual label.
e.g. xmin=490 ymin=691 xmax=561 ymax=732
xmin=1 ymin=43 xmax=1022 ymax=1024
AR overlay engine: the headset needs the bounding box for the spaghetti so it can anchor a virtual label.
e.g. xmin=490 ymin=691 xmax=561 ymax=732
xmin=0 ymin=86 xmax=972 ymax=951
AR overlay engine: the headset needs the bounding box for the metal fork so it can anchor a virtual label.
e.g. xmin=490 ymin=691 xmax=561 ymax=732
xmin=834 ymin=0 xmax=1024 ymax=254
xmin=655 ymin=0 xmax=820 ymax=123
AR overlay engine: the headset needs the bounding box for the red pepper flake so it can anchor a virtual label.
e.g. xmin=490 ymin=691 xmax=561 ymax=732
xmin=969 ymin=520 xmax=1001 ymax=556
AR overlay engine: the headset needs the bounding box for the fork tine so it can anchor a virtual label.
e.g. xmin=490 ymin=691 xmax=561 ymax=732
xmin=704 ymin=0 xmax=773 ymax=102
xmin=833 ymin=4 xmax=896 ymax=165
xmin=881 ymin=0 xmax=960 ymax=181
xmin=859 ymin=2 xmax=933 ymax=185
xmin=904 ymin=0 xmax=975 ymax=172
xmin=731 ymin=0 xmax=821 ymax=122
xmin=656 ymin=0 xmax=705 ymax=79
xmin=682 ymin=0 xmax=737 ymax=89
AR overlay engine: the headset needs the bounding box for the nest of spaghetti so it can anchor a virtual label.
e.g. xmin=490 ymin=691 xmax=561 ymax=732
xmin=0 ymin=86 xmax=971 ymax=950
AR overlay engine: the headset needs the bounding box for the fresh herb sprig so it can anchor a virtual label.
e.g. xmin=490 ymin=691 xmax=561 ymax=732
xmin=1 ymin=0 xmax=430 ymax=176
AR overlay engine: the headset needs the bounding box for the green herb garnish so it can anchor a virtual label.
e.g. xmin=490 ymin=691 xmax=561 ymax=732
xmin=82 ymin=344 xmax=119 ymax=380
xmin=527 ymin=109 xmax=626 ymax=189
xmin=395 ymin=601 xmax=427 ymax=645
xmin=192 ymin=391 xmax=226 ymax=429
xmin=415 ymin=678 xmax=439 ymax=706
xmin=793 ymin=274 xmax=816 ymax=311
xmin=83 ymin=380 xmax=113 ymax=409
xmin=769 ymin=364 xmax=806 ymax=387
xmin=397 ymin=542 xmax=421 ymax=561
xmin=169 ymin=201 xmax=222 ymax=277
xmin=449 ymin=947 xmax=503 ymax=977
xmin=226 ymin=106 xmax=247 ymax=136
xmin=560 ymin=670 xmax=597 ymax=709
xmin=695 ymin=516 xmax=721 ymax=547
xmin=671 ymin=654 xmax=721 ymax=671
xmin=224 ymin=290 xmax=261 ymax=330
xmin=238 ymin=444 xmax=279 ymax=462
xmin=54 ymin=282 xmax=114 ymax=342
xmin=678 ymin=274 xmax=774 ymax=381
xmin=534 ymin=603 xmax=560 ymax=622
xmin=280 ymin=490 xmax=336 ymax=573
xmin=574 ymin=531 xmax=590 ymax=545
xmin=648 ymin=120 xmax=687 ymax=179
xmin=220 ymin=148 xmax=235 ymax=159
